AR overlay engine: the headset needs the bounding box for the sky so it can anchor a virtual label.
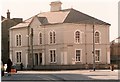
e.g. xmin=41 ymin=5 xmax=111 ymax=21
xmin=1 ymin=0 xmax=119 ymax=41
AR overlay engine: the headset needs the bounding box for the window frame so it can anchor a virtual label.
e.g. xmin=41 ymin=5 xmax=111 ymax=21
xmin=75 ymin=49 xmax=82 ymax=62
xmin=15 ymin=51 xmax=22 ymax=63
xmin=49 ymin=49 xmax=57 ymax=63
xmin=95 ymin=49 xmax=101 ymax=62
xmin=49 ymin=31 xmax=56 ymax=44
xmin=15 ymin=34 xmax=22 ymax=47
xmin=95 ymin=31 xmax=101 ymax=44
xmin=74 ymin=30 xmax=82 ymax=44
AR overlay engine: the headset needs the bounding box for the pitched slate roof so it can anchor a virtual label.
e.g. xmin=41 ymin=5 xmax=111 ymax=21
xmin=64 ymin=8 xmax=110 ymax=25
xmin=10 ymin=8 xmax=110 ymax=29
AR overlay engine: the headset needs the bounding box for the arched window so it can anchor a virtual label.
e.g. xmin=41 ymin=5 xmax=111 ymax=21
xmin=39 ymin=33 xmax=42 ymax=44
xmin=50 ymin=32 xmax=52 ymax=44
xmin=16 ymin=34 xmax=22 ymax=46
xmin=75 ymin=31 xmax=80 ymax=43
xmin=95 ymin=31 xmax=100 ymax=43
xmin=49 ymin=31 xmax=56 ymax=44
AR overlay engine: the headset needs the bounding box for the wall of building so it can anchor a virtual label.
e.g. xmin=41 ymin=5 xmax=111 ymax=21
xmin=10 ymin=19 xmax=110 ymax=69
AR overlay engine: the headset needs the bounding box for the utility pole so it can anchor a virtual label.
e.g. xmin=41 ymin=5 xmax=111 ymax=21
xmin=30 ymin=28 xmax=34 ymax=69
xmin=93 ymin=24 xmax=95 ymax=71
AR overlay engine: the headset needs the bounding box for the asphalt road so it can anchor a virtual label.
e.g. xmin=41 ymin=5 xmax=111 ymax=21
xmin=2 ymin=70 xmax=119 ymax=82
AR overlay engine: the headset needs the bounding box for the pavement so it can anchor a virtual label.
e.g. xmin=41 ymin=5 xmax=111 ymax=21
xmin=1 ymin=70 xmax=120 ymax=82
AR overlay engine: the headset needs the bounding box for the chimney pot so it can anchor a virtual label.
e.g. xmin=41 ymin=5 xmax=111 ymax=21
xmin=7 ymin=10 xmax=10 ymax=19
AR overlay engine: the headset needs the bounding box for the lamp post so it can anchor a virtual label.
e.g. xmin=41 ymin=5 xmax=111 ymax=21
xmin=93 ymin=24 xmax=95 ymax=71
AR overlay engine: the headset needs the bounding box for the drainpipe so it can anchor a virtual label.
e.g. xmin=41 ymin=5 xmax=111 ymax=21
xmin=30 ymin=28 xmax=34 ymax=69
xmin=93 ymin=24 xmax=95 ymax=71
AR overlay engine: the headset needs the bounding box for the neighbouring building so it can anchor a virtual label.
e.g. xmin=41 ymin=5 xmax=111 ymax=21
xmin=110 ymin=37 xmax=120 ymax=68
xmin=1 ymin=10 xmax=23 ymax=63
xmin=9 ymin=1 xmax=110 ymax=70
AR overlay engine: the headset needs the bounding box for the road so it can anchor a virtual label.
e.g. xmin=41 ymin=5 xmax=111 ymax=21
xmin=2 ymin=70 xmax=119 ymax=82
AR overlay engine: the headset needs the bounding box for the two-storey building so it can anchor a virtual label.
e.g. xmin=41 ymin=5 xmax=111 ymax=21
xmin=9 ymin=1 xmax=110 ymax=69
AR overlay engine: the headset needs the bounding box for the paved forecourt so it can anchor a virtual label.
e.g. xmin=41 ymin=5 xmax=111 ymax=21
xmin=2 ymin=70 xmax=119 ymax=81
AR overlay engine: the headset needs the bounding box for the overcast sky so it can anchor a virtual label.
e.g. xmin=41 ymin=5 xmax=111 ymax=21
xmin=1 ymin=0 xmax=119 ymax=41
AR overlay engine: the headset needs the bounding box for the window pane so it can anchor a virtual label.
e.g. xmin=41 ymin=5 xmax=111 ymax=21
xmin=76 ymin=50 xmax=81 ymax=61
xmin=54 ymin=50 xmax=56 ymax=62
xmin=19 ymin=52 xmax=21 ymax=62
xmin=16 ymin=52 xmax=19 ymax=62
xmin=19 ymin=35 xmax=21 ymax=46
xmin=16 ymin=35 xmax=18 ymax=46
xmin=53 ymin=32 xmax=55 ymax=43
xmin=50 ymin=51 xmax=52 ymax=62
xmin=39 ymin=33 xmax=42 ymax=44
xmin=50 ymin=32 xmax=52 ymax=44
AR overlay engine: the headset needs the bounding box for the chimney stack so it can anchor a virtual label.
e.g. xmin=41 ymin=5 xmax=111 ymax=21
xmin=7 ymin=10 xmax=10 ymax=19
xmin=50 ymin=1 xmax=62 ymax=12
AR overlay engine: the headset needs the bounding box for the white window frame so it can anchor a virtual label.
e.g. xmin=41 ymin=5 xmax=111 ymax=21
xmin=15 ymin=51 xmax=22 ymax=63
xmin=95 ymin=49 xmax=101 ymax=62
xmin=75 ymin=49 xmax=82 ymax=62
xmin=74 ymin=30 xmax=82 ymax=44
xmin=48 ymin=30 xmax=56 ymax=44
xmin=49 ymin=49 xmax=57 ymax=63
xmin=15 ymin=35 xmax=19 ymax=46
xmin=15 ymin=34 xmax=22 ymax=47
xmin=95 ymin=30 xmax=101 ymax=44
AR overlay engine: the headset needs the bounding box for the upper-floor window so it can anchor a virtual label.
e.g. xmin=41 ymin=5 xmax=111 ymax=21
xmin=16 ymin=51 xmax=22 ymax=63
xmin=39 ymin=33 xmax=42 ymax=44
xmin=16 ymin=34 xmax=22 ymax=46
xmin=95 ymin=50 xmax=100 ymax=62
xmin=75 ymin=31 xmax=81 ymax=43
xmin=49 ymin=31 xmax=56 ymax=44
xmin=95 ymin=31 xmax=100 ymax=44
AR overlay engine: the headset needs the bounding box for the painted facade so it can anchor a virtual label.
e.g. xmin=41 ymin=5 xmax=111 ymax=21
xmin=9 ymin=1 xmax=110 ymax=69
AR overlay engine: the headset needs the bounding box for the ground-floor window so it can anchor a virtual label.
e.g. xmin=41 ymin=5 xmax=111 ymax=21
xmin=50 ymin=50 xmax=56 ymax=63
xmin=16 ymin=51 xmax=21 ymax=63
xmin=95 ymin=49 xmax=100 ymax=62
xmin=75 ymin=49 xmax=81 ymax=62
